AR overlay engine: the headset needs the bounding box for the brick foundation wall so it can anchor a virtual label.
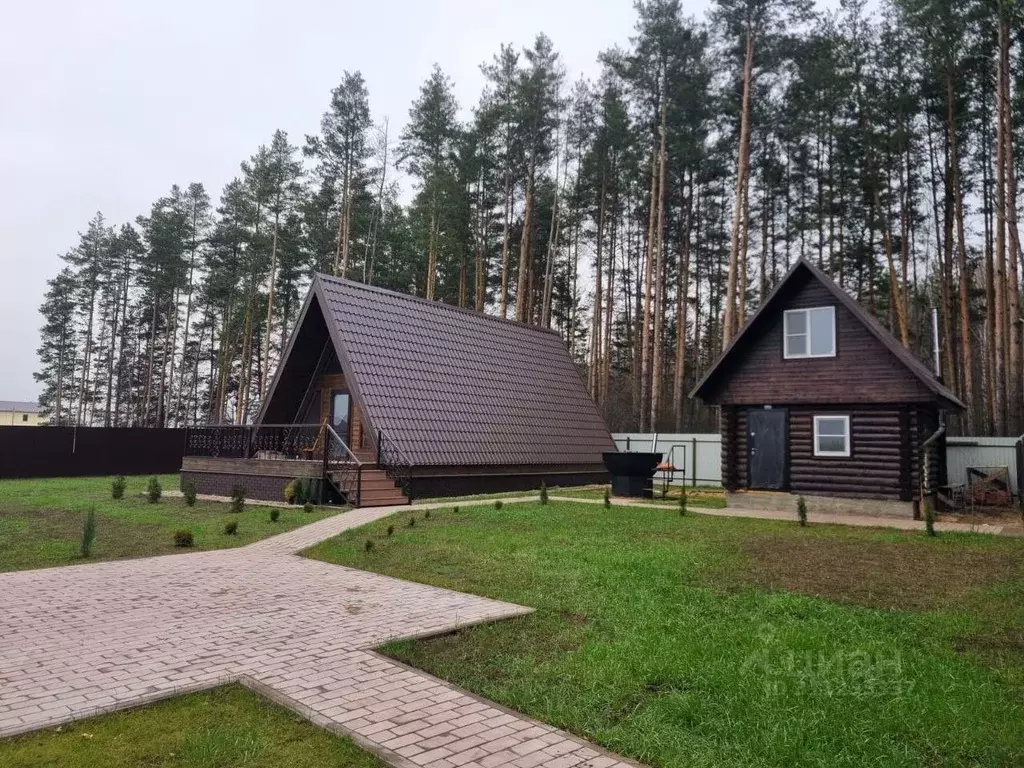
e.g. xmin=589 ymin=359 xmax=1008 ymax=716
xmin=181 ymin=472 xmax=293 ymax=503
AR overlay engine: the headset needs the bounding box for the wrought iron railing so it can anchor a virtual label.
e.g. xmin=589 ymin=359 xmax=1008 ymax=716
xmin=184 ymin=423 xmax=363 ymax=506
xmin=376 ymin=428 xmax=413 ymax=500
xmin=185 ymin=423 xmax=327 ymax=461
xmin=324 ymin=425 xmax=362 ymax=508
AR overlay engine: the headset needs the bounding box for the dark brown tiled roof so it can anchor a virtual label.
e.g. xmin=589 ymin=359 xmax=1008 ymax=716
xmin=314 ymin=274 xmax=616 ymax=467
xmin=691 ymin=258 xmax=965 ymax=410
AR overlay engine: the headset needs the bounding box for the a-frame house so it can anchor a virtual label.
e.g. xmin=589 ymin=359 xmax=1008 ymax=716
xmin=182 ymin=274 xmax=615 ymax=506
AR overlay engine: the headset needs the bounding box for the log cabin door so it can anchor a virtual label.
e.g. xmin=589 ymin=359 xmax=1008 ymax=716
xmin=748 ymin=408 xmax=787 ymax=490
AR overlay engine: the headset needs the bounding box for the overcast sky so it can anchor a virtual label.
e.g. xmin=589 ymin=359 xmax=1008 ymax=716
xmin=1 ymin=0 xmax=669 ymax=402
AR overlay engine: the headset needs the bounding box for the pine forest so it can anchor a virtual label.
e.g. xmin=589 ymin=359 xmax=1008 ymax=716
xmin=35 ymin=0 xmax=1024 ymax=436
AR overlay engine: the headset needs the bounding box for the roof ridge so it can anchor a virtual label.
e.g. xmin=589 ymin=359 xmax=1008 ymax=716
xmin=314 ymin=273 xmax=563 ymax=337
xmin=692 ymin=258 xmax=965 ymax=409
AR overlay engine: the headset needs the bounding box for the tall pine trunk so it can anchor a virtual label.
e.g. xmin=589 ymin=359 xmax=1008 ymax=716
xmin=724 ymin=28 xmax=755 ymax=348
xmin=1000 ymin=20 xmax=1022 ymax=432
xmin=650 ymin=103 xmax=668 ymax=430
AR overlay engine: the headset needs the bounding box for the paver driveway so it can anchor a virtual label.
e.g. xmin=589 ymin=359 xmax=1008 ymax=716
xmin=0 ymin=501 xmax=640 ymax=768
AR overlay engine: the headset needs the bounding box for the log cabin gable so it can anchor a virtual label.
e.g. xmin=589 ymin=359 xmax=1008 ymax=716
xmin=693 ymin=260 xmax=963 ymax=409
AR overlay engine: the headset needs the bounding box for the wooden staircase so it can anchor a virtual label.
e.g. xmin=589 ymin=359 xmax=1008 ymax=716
xmin=332 ymin=447 xmax=409 ymax=508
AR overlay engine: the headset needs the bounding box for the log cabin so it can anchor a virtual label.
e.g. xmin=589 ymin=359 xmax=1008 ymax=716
xmin=691 ymin=258 xmax=965 ymax=517
xmin=181 ymin=274 xmax=615 ymax=507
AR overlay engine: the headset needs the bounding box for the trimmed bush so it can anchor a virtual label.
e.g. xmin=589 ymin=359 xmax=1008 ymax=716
xmin=303 ymin=502 xmax=315 ymax=513
xmin=797 ymin=496 xmax=808 ymax=527
xmin=269 ymin=509 xmax=280 ymax=523
xmin=387 ymin=525 xmax=394 ymax=537
xmin=223 ymin=521 xmax=238 ymax=536
xmin=364 ymin=539 xmax=374 ymax=553
xmin=173 ymin=530 xmax=194 ymax=548
xmin=230 ymin=485 xmax=246 ymax=514
xmin=425 ymin=509 xmax=431 ymax=520
xmin=183 ymin=481 xmax=198 ymax=507
xmin=408 ymin=516 xmax=416 ymax=527
xmin=494 ymin=500 xmax=504 ymax=510
xmin=146 ymin=476 xmax=162 ymax=504
xmin=80 ymin=509 xmax=96 ymax=558
xmin=111 ymin=475 xmax=126 ymax=500
xmin=603 ymin=488 xmax=611 ymax=509
xmin=539 ymin=482 xmax=549 ymax=505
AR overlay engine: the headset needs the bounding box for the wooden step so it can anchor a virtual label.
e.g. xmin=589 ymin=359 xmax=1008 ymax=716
xmin=359 ymin=477 xmax=403 ymax=491
xmin=359 ymin=489 xmax=409 ymax=507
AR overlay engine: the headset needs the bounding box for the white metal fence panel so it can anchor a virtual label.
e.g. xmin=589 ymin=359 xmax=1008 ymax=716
xmin=612 ymin=433 xmax=722 ymax=486
xmin=946 ymin=437 xmax=1021 ymax=495
xmin=610 ymin=433 xmax=1021 ymax=496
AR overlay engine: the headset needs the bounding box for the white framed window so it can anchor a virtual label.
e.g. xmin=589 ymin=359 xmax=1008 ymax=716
xmin=813 ymin=415 xmax=850 ymax=457
xmin=784 ymin=306 xmax=836 ymax=358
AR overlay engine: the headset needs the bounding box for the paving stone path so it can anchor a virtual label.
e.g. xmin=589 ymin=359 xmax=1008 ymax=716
xmin=0 ymin=500 xmax=641 ymax=768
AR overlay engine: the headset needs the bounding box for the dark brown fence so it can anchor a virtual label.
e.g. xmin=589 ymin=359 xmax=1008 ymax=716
xmin=0 ymin=427 xmax=186 ymax=479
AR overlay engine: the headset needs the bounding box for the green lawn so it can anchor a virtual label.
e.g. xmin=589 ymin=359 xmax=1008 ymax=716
xmin=553 ymin=484 xmax=727 ymax=508
xmin=0 ymin=475 xmax=339 ymax=572
xmin=0 ymin=685 xmax=386 ymax=768
xmin=307 ymin=500 xmax=1024 ymax=768
xmin=422 ymin=483 xmax=727 ymax=509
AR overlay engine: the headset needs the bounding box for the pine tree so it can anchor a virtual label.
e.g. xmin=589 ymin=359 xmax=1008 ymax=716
xmin=35 ymin=268 xmax=78 ymax=425
xmin=305 ymin=72 xmax=373 ymax=278
xmin=399 ymin=65 xmax=462 ymax=301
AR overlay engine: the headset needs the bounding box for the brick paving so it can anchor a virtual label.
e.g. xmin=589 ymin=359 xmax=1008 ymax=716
xmin=0 ymin=500 xmax=641 ymax=768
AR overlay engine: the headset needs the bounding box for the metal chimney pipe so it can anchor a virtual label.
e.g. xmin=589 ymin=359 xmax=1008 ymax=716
xmin=932 ymin=308 xmax=941 ymax=379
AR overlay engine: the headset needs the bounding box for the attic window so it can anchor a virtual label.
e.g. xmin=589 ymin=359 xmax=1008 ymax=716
xmin=784 ymin=306 xmax=835 ymax=358
xmin=814 ymin=415 xmax=850 ymax=457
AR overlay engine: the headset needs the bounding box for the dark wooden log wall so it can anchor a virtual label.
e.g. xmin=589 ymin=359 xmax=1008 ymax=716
xmin=703 ymin=272 xmax=936 ymax=405
xmin=719 ymin=407 xmax=747 ymax=491
xmin=721 ymin=405 xmax=922 ymax=501
xmin=789 ymin=407 xmax=906 ymax=500
xmin=909 ymin=406 xmax=942 ymax=500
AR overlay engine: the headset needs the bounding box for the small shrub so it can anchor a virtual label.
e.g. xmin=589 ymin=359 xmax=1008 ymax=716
xmin=230 ymin=485 xmax=246 ymax=514
xmin=603 ymin=488 xmax=611 ymax=509
xmin=223 ymin=521 xmax=238 ymax=536
xmin=303 ymin=502 xmax=315 ymax=513
xmin=284 ymin=480 xmax=297 ymax=505
xmin=797 ymin=496 xmax=808 ymax=527
xmin=364 ymin=539 xmax=374 ymax=553
xmin=183 ymin=481 xmax=198 ymax=507
xmin=494 ymin=500 xmax=504 ymax=510
xmin=80 ymin=508 xmax=96 ymax=558
xmin=173 ymin=530 xmax=194 ymax=548
xmin=425 ymin=509 xmax=431 ymax=520
xmin=269 ymin=509 xmax=280 ymax=523
xmin=924 ymin=500 xmax=937 ymax=537
xmin=408 ymin=516 xmax=416 ymax=527
xmin=453 ymin=505 xmax=459 ymax=514
xmin=146 ymin=476 xmax=162 ymax=504
xmin=387 ymin=525 xmax=394 ymax=537
xmin=539 ymin=482 xmax=549 ymax=504
xmin=294 ymin=478 xmax=311 ymax=506
xmin=111 ymin=475 xmax=126 ymax=500
xmin=678 ymin=487 xmax=687 ymax=517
